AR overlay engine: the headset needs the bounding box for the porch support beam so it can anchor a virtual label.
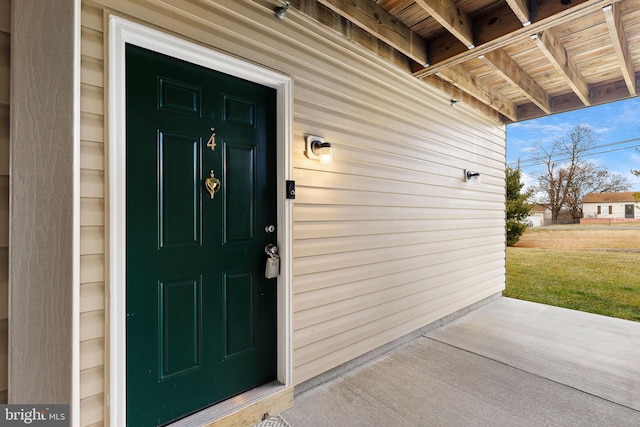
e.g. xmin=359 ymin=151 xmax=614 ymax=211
xmin=9 ymin=0 xmax=76 ymax=405
xmin=510 ymin=76 xmax=639 ymax=123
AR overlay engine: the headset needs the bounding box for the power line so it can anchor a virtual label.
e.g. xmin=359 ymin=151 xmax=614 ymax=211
xmin=508 ymin=136 xmax=640 ymax=168
xmin=519 ymin=144 xmax=640 ymax=169
xmin=512 ymin=138 xmax=640 ymax=168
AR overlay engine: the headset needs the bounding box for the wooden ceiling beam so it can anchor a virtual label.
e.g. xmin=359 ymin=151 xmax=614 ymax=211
xmin=314 ymin=0 xmax=428 ymax=65
xmin=435 ymin=65 xmax=517 ymax=121
xmin=482 ymin=49 xmax=551 ymax=114
xmin=422 ymin=75 xmax=503 ymax=123
xmin=532 ymin=28 xmax=590 ymax=106
xmin=414 ymin=0 xmax=474 ymax=48
xmin=505 ymin=0 xmax=531 ymax=26
xmin=413 ymin=0 xmax=623 ymax=78
xmin=602 ymin=3 xmax=636 ymax=96
xmin=509 ymin=76 xmax=638 ymax=123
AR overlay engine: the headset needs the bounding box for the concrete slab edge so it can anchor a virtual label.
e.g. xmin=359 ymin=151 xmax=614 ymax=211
xmin=293 ymin=292 xmax=503 ymax=396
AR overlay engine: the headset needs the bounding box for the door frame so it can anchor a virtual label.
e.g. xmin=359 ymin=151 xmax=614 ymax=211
xmin=107 ymin=16 xmax=293 ymax=426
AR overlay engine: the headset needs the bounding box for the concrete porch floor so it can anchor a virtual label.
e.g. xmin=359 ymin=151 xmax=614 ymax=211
xmin=280 ymin=297 xmax=640 ymax=426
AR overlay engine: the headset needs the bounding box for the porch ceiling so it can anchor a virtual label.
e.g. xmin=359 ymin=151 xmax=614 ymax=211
xmin=283 ymin=0 xmax=640 ymax=123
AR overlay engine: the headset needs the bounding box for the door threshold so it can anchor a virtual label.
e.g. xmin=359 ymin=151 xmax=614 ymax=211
xmin=168 ymin=382 xmax=293 ymax=427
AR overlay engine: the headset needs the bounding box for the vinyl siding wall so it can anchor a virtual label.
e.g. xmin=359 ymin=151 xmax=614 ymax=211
xmin=0 ymin=0 xmax=9 ymax=405
xmin=80 ymin=3 xmax=105 ymax=425
xmin=79 ymin=0 xmax=506 ymax=425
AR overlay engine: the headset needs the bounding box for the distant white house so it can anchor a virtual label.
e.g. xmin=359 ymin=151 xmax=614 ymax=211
xmin=581 ymin=192 xmax=640 ymax=223
xmin=526 ymin=204 xmax=552 ymax=227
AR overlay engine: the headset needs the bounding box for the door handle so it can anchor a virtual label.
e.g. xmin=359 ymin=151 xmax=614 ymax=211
xmin=265 ymin=244 xmax=278 ymax=256
xmin=204 ymin=170 xmax=221 ymax=199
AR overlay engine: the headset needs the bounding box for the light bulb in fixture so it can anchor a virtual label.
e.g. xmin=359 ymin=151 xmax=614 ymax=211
xmin=305 ymin=135 xmax=333 ymax=165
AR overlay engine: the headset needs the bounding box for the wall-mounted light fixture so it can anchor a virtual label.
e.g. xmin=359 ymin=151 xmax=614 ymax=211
xmin=274 ymin=1 xmax=291 ymax=20
xmin=465 ymin=169 xmax=481 ymax=184
xmin=305 ymin=135 xmax=333 ymax=165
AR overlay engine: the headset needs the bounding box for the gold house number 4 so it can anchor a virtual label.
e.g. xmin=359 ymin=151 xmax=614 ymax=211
xmin=207 ymin=128 xmax=216 ymax=151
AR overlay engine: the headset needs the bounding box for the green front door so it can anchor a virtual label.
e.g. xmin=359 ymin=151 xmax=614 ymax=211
xmin=125 ymin=45 xmax=277 ymax=426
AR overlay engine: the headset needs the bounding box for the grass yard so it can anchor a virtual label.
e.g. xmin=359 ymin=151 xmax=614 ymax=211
xmin=505 ymin=226 xmax=640 ymax=322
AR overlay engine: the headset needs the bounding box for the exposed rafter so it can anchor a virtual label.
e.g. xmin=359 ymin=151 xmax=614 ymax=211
xmin=314 ymin=0 xmax=428 ymax=66
xmin=482 ymin=49 xmax=551 ymax=114
xmin=422 ymin=75 xmax=502 ymax=123
xmin=505 ymin=0 xmax=531 ymax=26
xmin=532 ymin=28 xmax=590 ymax=106
xmin=436 ymin=65 xmax=517 ymax=121
xmin=413 ymin=0 xmax=623 ymax=78
xmin=414 ymin=0 xmax=474 ymax=48
xmin=602 ymin=3 xmax=636 ymax=96
xmin=513 ymin=78 xmax=635 ymax=123
xmin=277 ymin=0 xmax=639 ymax=124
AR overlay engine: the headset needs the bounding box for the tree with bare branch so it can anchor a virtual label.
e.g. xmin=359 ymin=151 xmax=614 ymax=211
xmin=534 ymin=125 xmax=630 ymax=221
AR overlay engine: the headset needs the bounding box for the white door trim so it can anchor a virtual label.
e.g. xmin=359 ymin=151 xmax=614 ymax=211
xmin=107 ymin=16 xmax=293 ymax=426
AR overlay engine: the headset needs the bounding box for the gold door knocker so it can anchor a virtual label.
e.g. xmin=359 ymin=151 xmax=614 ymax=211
xmin=204 ymin=170 xmax=221 ymax=199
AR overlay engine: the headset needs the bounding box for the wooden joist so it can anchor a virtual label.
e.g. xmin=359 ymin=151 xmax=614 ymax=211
xmin=505 ymin=0 xmax=531 ymax=26
xmin=314 ymin=0 xmax=428 ymax=66
xmin=281 ymin=0 xmax=637 ymax=123
xmin=602 ymin=3 xmax=636 ymax=96
xmin=482 ymin=49 xmax=551 ymax=114
xmin=414 ymin=0 xmax=474 ymax=49
xmin=532 ymin=28 xmax=591 ymax=106
xmin=435 ymin=64 xmax=517 ymax=121
xmin=413 ymin=0 xmax=624 ymax=78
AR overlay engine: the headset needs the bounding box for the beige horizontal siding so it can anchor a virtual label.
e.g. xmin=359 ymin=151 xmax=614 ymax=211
xmin=0 ymin=0 xmax=9 ymax=404
xmin=79 ymin=0 xmax=506 ymax=423
xmin=80 ymin=393 xmax=104 ymax=427
xmin=79 ymin=2 xmax=106 ymax=425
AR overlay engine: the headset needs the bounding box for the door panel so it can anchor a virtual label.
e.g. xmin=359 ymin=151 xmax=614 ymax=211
xmin=224 ymin=142 xmax=255 ymax=242
xmin=126 ymin=44 xmax=277 ymax=426
xmin=159 ymin=277 xmax=202 ymax=380
xmin=224 ymin=272 xmax=255 ymax=357
xmin=158 ymin=131 xmax=202 ymax=248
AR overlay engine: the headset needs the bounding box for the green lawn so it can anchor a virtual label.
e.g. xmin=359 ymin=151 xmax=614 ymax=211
xmin=505 ymin=247 xmax=640 ymax=322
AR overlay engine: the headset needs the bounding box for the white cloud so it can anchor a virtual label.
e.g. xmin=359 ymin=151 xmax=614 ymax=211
xmin=593 ymin=126 xmax=613 ymax=135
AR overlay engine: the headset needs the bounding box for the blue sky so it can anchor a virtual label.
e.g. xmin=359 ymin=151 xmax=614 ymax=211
xmin=506 ymin=97 xmax=640 ymax=193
